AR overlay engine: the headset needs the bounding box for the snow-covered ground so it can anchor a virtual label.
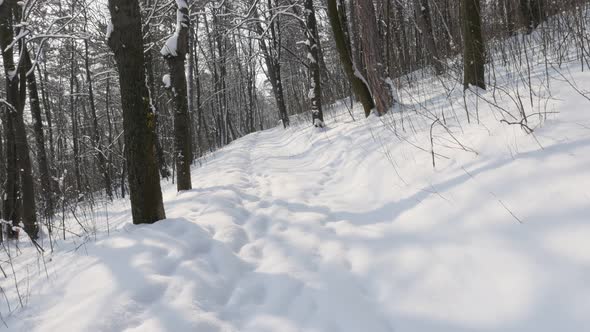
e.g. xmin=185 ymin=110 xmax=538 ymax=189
xmin=2 ymin=37 xmax=590 ymax=331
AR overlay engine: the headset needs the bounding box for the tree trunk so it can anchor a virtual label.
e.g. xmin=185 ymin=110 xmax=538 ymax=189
xmin=0 ymin=129 xmax=4 ymax=241
xmin=520 ymin=0 xmax=545 ymax=33
xmin=191 ymin=15 xmax=205 ymax=156
xmin=304 ymin=0 xmax=324 ymax=127
xmin=161 ymin=0 xmax=193 ymax=191
xmin=187 ymin=16 xmax=197 ymax=157
xmin=353 ymin=0 xmax=394 ymax=115
xmin=415 ymin=0 xmax=444 ymax=74
xmin=214 ymin=8 xmax=231 ymax=142
xmin=252 ymin=0 xmax=290 ymax=128
xmin=501 ymin=0 xmax=517 ymax=35
xmin=23 ymin=45 xmax=54 ymax=218
xmin=39 ymin=64 xmax=56 ymax=165
xmin=326 ymin=0 xmax=375 ymax=117
xmin=270 ymin=64 xmax=290 ymax=127
xmin=107 ymin=0 xmax=166 ymax=224
xmin=69 ymin=40 xmax=83 ymax=198
xmin=84 ymin=37 xmax=113 ymax=200
xmin=105 ymin=76 xmax=116 ymax=195
xmin=462 ymin=0 xmax=486 ymax=90
xmin=15 ymin=61 xmax=39 ymax=238
xmin=144 ymin=38 xmax=171 ymax=179
xmin=0 ymin=0 xmax=39 ymax=239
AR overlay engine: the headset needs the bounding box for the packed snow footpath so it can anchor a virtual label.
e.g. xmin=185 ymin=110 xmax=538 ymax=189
xmin=3 ymin=52 xmax=590 ymax=332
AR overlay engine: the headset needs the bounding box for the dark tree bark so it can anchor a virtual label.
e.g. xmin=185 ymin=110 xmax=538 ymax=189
xmin=144 ymin=28 xmax=171 ymax=180
xmin=107 ymin=0 xmax=166 ymax=224
xmin=287 ymin=0 xmax=332 ymax=113
xmin=87 ymin=42 xmax=113 ymax=199
xmin=0 ymin=0 xmax=39 ymax=239
xmin=0 ymin=95 xmax=18 ymax=234
xmin=23 ymin=45 xmax=54 ymax=218
xmin=39 ymin=63 xmax=56 ymax=165
xmin=213 ymin=6 xmax=231 ymax=143
xmin=83 ymin=7 xmax=113 ymax=200
xmin=104 ymin=76 xmax=116 ymax=196
xmin=501 ymin=0 xmax=517 ymax=35
xmin=0 ymin=129 xmax=4 ymax=241
xmin=246 ymin=35 xmax=256 ymax=133
xmin=353 ymin=0 xmax=394 ymax=115
xmin=69 ymin=0 xmax=83 ymax=198
xmin=69 ymin=40 xmax=83 ymax=198
xmin=392 ymin=0 xmax=411 ymax=75
xmin=187 ymin=13 xmax=197 ymax=156
xmin=415 ymin=0 xmax=444 ymax=74
xmin=161 ymin=0 xmax=193 ymax=191
xmin=15 ymin=65 xmax=39 ymax=238
xmin=326 ymin=0 xmax=375 ymax=117
xmin=252 ymin=0 xmax=290 ymax=128
xmin=190 ymin=14 xmax=206 ymax=155
xmin=520 ymin=0 xmax=545 ymax=33
xmin=462 ymin=0 xmax=486 ymax=90
xmin=202 ymin=11 xmax=226 ymax=145
xmin=304 ymin=0 xmax=324 ymax=127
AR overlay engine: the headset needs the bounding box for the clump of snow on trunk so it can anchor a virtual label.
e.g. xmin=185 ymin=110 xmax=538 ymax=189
xmin=160 ymin=0 xmax=189 ymax=57
xmin=162 ymin=74 xmax=171 ymax=88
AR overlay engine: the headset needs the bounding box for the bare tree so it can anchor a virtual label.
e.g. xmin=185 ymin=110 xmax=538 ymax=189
xmin=326 ymin=0 xmax=375 ymax=117
xmin=353 ymin=0 xmax=395 ymax=115
xmin=107 ymin=0 xmax=167 ymax=224
xmin=23 ymin=46 xmax=54 ymax=218
xmin=161 ymin=0 xmax=193 ymax=191
xmin=304 ymin=0 xmax=324 ymax=127
xmin=251 ymin=0 xmax=291 ymax=128
xmin=520 ymin=0 xmax=546 ymax=33
xmin=415 ymin=0 xmax=444 ymax=74
xmin=462 ymin=0 xmax=486 ymax=90
xmin=0 ymin=0 xmax=39 ymax=239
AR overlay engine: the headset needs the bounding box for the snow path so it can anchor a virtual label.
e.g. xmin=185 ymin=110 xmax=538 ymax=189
xmin=163 ymin=128 xmax=397 ymax=332
xmin=4 ymin=61 xmax=590 ymax=331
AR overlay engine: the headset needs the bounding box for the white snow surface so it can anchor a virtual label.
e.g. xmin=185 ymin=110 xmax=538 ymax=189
xmin=3 ymin=43 xmax=590 ymax=332
xmin=160 ymin=34 xmax=178 ymax=57
xmin=106 ymin=20 xmax=114 ymax=39
xmin=162 ymin=74 xmax=171 ymax=88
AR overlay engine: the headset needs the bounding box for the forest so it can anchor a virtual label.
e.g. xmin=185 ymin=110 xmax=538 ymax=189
xmin=2 ymin=0 xmax=584 ymax=232
xmin=1 ymin=0 xmax=590 ymax=331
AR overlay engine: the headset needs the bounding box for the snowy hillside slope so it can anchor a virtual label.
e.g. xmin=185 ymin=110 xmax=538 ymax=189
xmin=2 ymin=37 xmax=590 ymax=331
